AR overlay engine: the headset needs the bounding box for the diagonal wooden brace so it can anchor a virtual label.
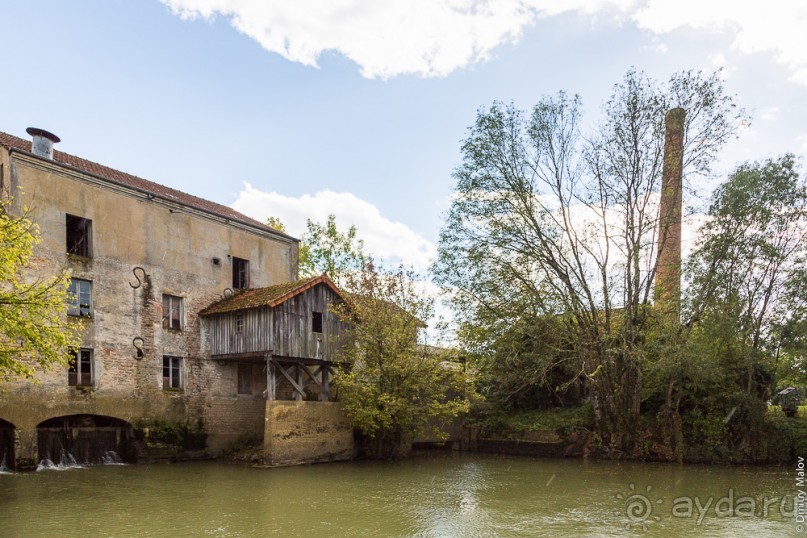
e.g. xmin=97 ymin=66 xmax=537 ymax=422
xmin=275 ymin=361 xmax=307 ymax=400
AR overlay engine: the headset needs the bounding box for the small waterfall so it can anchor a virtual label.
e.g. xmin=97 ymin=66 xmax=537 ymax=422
xmin=0 ymin=448 xmax=10 ymax=474
xmin=0 ymin=424 xmax=14 ymax=472
xmin=36 ymin=415 xmax=134 ymax=470
xmin=36 ymin=449 xmax=83 ymax=472
xmin=101 ymin=451 xmax=125 ymax=465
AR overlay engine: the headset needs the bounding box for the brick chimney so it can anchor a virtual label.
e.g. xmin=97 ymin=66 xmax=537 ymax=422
xmin=655 ymin=108 xmax=685 ymax=314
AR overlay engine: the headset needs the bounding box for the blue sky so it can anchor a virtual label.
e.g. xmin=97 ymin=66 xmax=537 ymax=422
xmin=2 ymin=1 xmax=806 ymax=271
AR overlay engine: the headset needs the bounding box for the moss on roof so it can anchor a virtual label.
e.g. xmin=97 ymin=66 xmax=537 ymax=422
xmin=199 ymin=274 xmax=343 ymax=316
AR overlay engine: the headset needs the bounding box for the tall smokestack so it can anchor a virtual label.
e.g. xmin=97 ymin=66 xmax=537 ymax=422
xmin=26 ymin=127 xmax=60 ymax=160
xmin=655 ymin=108 xmax=685 ymax=315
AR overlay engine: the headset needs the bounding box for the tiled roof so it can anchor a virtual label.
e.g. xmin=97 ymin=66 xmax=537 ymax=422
xmin=199 ymin=273 xmax=344 ymax=316
xmin=0 ymin=131 xmax=293 ymax=239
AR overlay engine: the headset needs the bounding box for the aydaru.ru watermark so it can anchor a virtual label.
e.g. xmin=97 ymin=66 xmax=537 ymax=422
xmin=617 ymin=477 xmax=799 ymax=531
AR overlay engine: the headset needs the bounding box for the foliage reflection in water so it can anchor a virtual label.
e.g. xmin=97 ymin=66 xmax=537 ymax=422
xmin=0 ymin=454 xmax=794 ymax=537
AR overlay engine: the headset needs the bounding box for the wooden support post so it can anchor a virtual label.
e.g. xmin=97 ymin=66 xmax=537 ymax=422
xmin=320 ymin=366 xmax=330 ymax=402
xmin=295 ymin=364 xmax=304 ymax=401
xmin=267 ymin=358 xmax=276 ymax=400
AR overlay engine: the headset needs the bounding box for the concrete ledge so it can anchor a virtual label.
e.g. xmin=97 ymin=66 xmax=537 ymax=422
xmin=264 ymin=401 xmax=354 ymax=465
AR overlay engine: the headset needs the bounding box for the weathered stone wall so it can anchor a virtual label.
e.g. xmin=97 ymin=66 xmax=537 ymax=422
xmin=204 ymin=397 xmax=266 ymax=452
xmin=0 ymin=148 xmax=299 ymax=467
xmin=263 ymin=401 xmax=354 ymax=465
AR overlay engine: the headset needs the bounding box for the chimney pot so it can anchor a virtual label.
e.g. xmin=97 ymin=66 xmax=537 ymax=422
xmin=26 ymin=127 xmax=60 ymax=160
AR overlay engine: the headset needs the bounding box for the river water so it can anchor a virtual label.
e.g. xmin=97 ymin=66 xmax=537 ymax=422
xmin=0 ymin=454 xmax=798 ymax=537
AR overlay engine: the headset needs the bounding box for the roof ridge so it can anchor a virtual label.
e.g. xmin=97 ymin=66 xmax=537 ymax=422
xmin=0 ymin=130 xmax=295 ymax=240
xmin=199 ymin=273 xmax=343 ymax=316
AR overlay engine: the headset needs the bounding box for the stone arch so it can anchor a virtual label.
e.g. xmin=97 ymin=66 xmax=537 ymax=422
xmin=36 ymin=414 xmax=135 ymax=465
xmin=0 ymin=419 xmax=16 ymax=470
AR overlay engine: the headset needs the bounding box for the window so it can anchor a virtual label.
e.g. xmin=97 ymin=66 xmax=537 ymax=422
xmin=162 ymin=294 xmax=183 ymax=330
xmin=235 ymin=313 xmax=245 ymax=333
xmin=67 ymin=279 xmax=92 ymax=318
xmin=66 ymin=214 xmax=92 ymax=257
xmin=232 ymin=257 xmax=249 ymax=289
xmin=163 ymin=356 xmax=182 ymax=389
xmin=68 ymin=348 xmax=93 ymax=387
xmin=312 ymin=311 xmax=323 ymax=334
xmin=237 ymin=363 xmax=252 ymax=395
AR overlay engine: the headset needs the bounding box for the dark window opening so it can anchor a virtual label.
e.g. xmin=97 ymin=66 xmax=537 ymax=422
xmin=67 ymin=279 xmax=92 ymax=318
xmin=237 ymin=363 xmax=252 ymax=395
xmin=66 ymin=214 xmax=92 ymax=257
xmin=232 ymin=257 xmax=249 ymax=289
xmin=235 ymin=313 xmax=245 ymax=333
xmin=162 ymin=294 xmax=183 ymax=330
xmin=163 ymin=356 xmax=182 ymax=389
xmin=312 ymin=311 xmax=323 ymax=333
xmin=68 ymin=348 xmax=93 ymax=387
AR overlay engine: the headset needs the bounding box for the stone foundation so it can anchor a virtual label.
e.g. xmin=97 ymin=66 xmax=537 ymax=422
xmin=263 ymin=401 xmax=353 ymax=465
xmin=204 ymin=397 xmax=266 ymax=452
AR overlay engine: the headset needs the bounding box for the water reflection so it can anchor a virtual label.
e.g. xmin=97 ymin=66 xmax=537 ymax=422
xmin=0 ymin=455 xmax=794 ymax=537
xmin=412 ymin=461 xmax=492 ymax=536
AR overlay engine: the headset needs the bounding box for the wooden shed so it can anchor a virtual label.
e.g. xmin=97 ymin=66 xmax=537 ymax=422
xmin=199 ymin=273 xmax=350 ymax=401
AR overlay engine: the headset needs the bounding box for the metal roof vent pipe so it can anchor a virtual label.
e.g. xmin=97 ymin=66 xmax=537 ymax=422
xmin=26 ymin=127 xmax=60 ymax=160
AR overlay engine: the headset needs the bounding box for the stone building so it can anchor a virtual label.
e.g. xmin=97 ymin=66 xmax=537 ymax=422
xmin=200 ymin=273 xmax=354 ymax=464
xmin=0 ymin=127 xmax=334 ymax=469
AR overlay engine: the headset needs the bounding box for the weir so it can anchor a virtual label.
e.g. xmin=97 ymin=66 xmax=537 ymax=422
xmin=0 ymin=419 xmax=15 ymax=471
xmin=36 ymin=415 xmax=135 ymax=466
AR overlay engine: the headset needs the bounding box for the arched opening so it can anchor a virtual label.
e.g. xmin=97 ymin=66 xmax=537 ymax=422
xmin=0 ymin=419 xmax=15 ymax=471
xmin=37 ymin=415 xmax=135 ymax=465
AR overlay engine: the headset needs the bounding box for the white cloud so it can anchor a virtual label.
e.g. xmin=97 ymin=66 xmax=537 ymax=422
xmin=760 ymin=107 xmax=780 ymax=121
xmin=633 ymin=1 xmax=807 ymax=85
xmin=796 ymin=134 xmax=807 ymax=155
xmin=230 ymin=184 xmax=436 ymax=271
xmin=162 ymin=0 xmax=539 ymax=79
xmin=162 ymin=1 xmax=807 ymax=82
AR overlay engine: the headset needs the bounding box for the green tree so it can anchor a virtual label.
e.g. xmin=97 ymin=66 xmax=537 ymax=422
xmin=686 ymin=155 xmax=807 ymax=396
xmin=0 ymin=199 xmax=80 ymax=382
xmin=433 ymin=69 xmax=744 ymax=453
xmin=299 ymin=214 xmax=366 ymax=285
xmin=265 ymin=216 xmax=287 ymax=233
xmin=775 ymin=264 xmax=807 ymax=388
xmin=333 ymin=261 xmax=472 ymax=458
xmin=638 ymin=155 xmax=807 ymax=461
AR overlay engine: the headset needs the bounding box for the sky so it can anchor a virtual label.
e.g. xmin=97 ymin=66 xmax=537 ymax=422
xmin=2 ymin=1 xmax=806 ymax=273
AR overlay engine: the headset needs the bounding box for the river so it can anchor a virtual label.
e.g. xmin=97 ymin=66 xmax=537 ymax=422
xmin=0 ymin=454 xmax=798 ymax=537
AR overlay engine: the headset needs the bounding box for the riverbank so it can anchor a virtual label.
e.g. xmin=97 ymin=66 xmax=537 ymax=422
xmin=468 ymin=405 xmax=807 ymax=465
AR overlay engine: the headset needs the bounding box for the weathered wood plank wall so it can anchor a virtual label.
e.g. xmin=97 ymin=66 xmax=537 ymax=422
xmin=207 ymin=283 xmax=347 ymax=361
xmin=208 ymin=307 xmax=272 ymax=355
xmin=272 ymin=285 xmax=345 ymax=359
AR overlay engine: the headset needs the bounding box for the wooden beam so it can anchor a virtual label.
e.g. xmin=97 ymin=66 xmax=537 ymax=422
xmin=274 ymin=361 xmax=306 ymax=400
xmin=267 ymin=358 xmax=276 ymax=400
xmin=320 ymin=366 xmax=330 ymax=402
xmin=270 ymin=355 xmax=348 ymax=367
xmin=299 ymin=365 xmax=334 ymax=402
xmin=296 ymin=364 xmax=304 ymax=402
xmin=212 ymin=351 xmax=269 ymax=362
xmin=303 ymin=365 xmax=324 ymax=389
